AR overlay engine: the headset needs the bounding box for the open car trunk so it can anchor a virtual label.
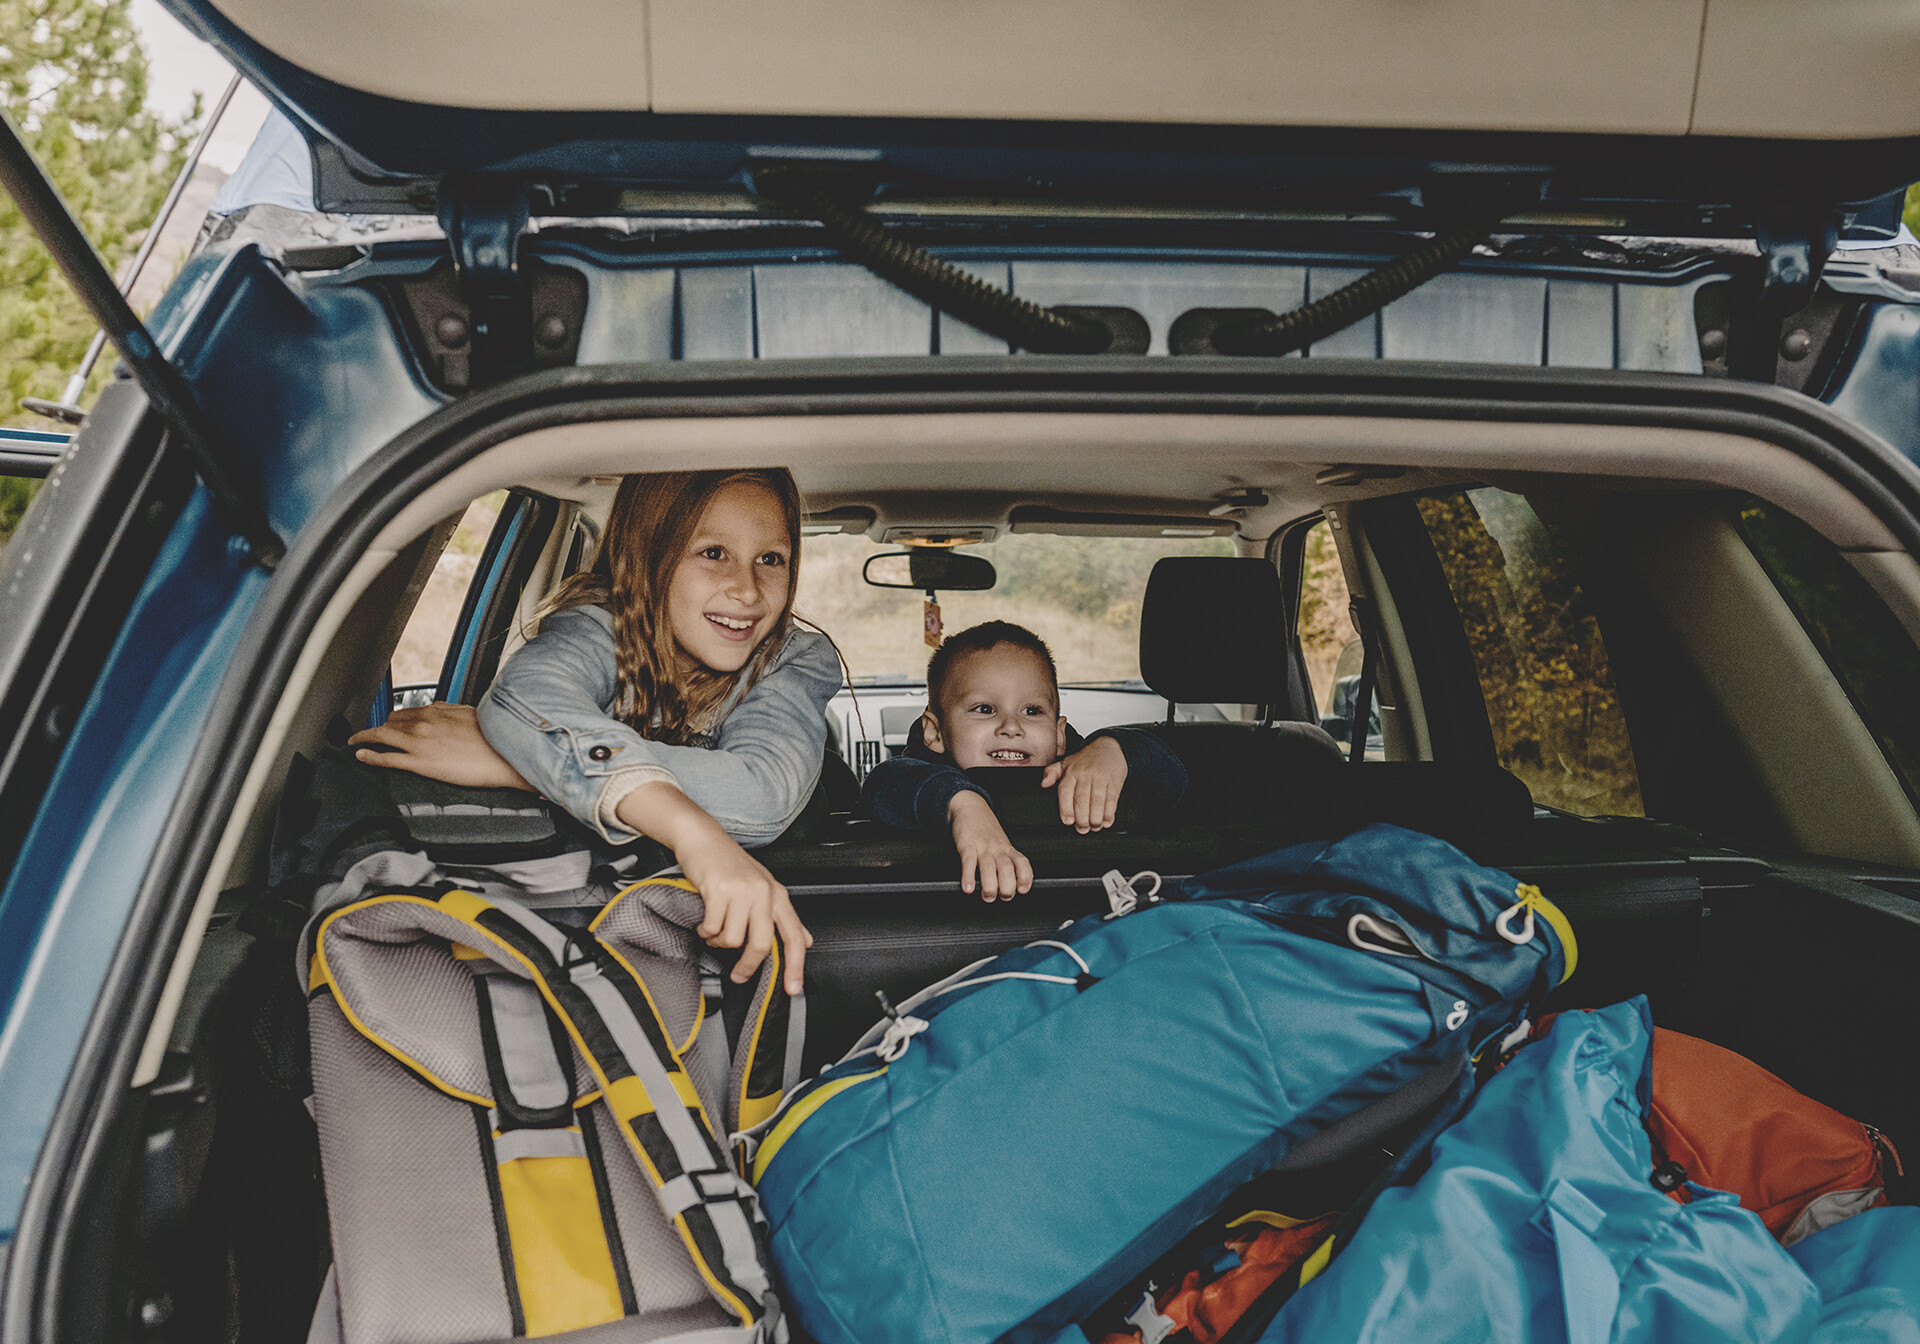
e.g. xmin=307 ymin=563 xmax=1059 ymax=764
xmin=5 ymin=0 xmax=1920 ymax=1329
xmin=20 ymin=351 xmax=1904 ymax=1344
xmin=143 ymin=792 xmax=1920 ymax=1344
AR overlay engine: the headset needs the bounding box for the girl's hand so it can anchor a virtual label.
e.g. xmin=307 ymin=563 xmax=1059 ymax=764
xmin=948 ymin=791 xmax=1033 ymax=901
xmin=349 ymin=703 xmax=534 ymax=790
xmin=619 ymin=782 xmax=810 ymax=994
xmin=1040 ymin=734 xmax=1129 ymax=833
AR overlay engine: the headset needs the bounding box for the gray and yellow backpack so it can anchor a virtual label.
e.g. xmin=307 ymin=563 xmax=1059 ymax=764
xmin=284 ymin=750 xmax=797 ymax=1344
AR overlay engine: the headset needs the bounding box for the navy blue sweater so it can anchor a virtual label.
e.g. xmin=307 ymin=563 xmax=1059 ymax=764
xmin=859 ymin=726 xmax=1188 ymax=831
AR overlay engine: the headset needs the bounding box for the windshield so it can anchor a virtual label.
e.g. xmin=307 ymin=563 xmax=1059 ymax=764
xmin=797 ymin=531 xmax=1237 ymax=686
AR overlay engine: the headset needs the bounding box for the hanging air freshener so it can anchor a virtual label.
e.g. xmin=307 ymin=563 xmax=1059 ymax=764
xmin=924 ymin=595 xmax=944 ymax=647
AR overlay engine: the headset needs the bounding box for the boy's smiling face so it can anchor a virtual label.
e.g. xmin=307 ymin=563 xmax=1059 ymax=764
xmin=923 ymin=644 xmax=1067 ymax=770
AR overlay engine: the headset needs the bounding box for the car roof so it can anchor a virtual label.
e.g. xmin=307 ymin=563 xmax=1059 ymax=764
xmin=165 ymin=0 xmax=1920 ymax=218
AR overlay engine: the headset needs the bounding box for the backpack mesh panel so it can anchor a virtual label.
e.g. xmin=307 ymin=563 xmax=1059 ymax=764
xmin=311 ymin=998 xmax=513 ymax=1344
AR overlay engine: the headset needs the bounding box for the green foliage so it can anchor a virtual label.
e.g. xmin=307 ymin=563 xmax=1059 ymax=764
xmin=1905 ymin=182 xmax=1920 ymax=240
xmin=1418 ymin=489 xmax=1643 ymax=816
xmin=1296 ymin=521 xmax=1356 ymax=710
xmin=0 ymin=0 xmax=193 ymax=425
xmin=0 ymin=471 xmax=34 ymax=542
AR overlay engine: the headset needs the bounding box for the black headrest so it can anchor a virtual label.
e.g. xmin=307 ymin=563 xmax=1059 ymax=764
xmin=1138 ymin=557 xmax=1290 ymax=706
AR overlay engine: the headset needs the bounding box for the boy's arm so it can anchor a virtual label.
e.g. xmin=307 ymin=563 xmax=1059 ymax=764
xmin=859 ymin=756 xmax=1031 ymax=899
xmin=1042 ymin=726 xmax=1191 ymax=832
xmin=858 ymin=754 xmax=989 ymax=831
xmin=1090 ymin=727 xmax=1190 ymax=809
xmin=947 ymin=791 xmax=1032 ymax=901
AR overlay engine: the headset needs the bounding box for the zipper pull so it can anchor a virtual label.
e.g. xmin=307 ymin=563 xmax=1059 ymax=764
xmin=1867 ymin=1124 xmax=1905 ymax=1178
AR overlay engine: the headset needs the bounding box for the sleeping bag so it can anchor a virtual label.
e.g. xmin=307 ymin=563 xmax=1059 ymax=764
xmin=1262 ymin=999 xmax=1821 ymax=1344
xmin=751 ymin=824 xmax=1575 ymax=1344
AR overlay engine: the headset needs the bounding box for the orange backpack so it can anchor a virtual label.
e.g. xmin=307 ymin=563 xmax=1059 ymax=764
xmin=1530 ymin=1014 xmax=1903 ymax=1246
xmin=1092 ymin=1215 xmax=1336 ymax=1344
xmin=1643 ymin=1026 xmax=1902 ymax=1244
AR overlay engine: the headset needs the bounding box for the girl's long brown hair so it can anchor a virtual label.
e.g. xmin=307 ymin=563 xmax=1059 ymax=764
xmin=546 ymin=469 xmax=805 ymax=743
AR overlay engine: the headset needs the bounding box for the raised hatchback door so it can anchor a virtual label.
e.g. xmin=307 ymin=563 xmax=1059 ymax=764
xmin=164 ymin=0 xmax=1920 ymax=218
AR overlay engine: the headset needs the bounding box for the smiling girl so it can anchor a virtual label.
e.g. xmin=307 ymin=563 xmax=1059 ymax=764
xmin=350 ymin=469 xmax=837 ymax=992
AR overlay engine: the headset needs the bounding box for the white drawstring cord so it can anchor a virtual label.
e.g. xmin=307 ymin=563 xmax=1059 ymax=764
xmin=1026 ymin=940 xmax=1092 ymax=977
xmin=1496 ymin=883 xmax=1544 ymax=945
xmin=800 ymin=898 xmax=1130 ymax=1077
xmin=1346 ymin=912 xmax=1421 ymax=958
xmin=876 ymin=1013 xmax=929 ymax=1062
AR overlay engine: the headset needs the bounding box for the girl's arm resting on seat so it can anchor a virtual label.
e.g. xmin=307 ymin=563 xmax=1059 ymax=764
xmin=349 ymin=702 xmax=535 ymax=790
xmin=477 ymin=614 xmax=841 ymax=846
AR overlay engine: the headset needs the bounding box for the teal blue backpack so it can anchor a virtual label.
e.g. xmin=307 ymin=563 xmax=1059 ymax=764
xmin=748 ymin=824 xmax=1576 ymax=1344
xmin=1262 ymin=998 xmax=1824 ymax=1344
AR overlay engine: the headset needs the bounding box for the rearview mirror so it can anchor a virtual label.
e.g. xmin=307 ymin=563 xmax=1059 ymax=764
xmin=862 ymin=549 xmax=997 ymax=592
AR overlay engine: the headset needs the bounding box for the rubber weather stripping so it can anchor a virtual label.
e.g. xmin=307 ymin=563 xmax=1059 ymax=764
xmin=1203 ymin=206 xmax=1514 ymax=356
xmin=756 ymin=171 xmax=1113 ymax=354
xmin=760 ymin=170 xmax=1511 ymax=359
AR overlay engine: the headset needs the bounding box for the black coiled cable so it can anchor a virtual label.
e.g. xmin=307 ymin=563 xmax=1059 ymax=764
xmin=1208 ymin=209 xmax=1511 ymax=356
xmin=757 ymin=172 xmax=1113 ymax=354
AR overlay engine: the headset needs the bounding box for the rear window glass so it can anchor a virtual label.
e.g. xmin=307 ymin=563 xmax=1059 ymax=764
xmin=1416 ymin=488 xmax=1644 ymax=817
xmin=1736 ymin=498 xmax=1920 ymax=803
xmin=797 ymin=531 xmax=1236 ymax=687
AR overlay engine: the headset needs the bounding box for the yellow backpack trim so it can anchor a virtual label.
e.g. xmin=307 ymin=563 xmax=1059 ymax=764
xmin=752 ymin=1067 xmax=888 ymax=1183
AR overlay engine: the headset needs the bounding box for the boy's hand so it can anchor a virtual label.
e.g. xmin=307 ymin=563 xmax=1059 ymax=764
xmin=1040 ymin=735 xmax=1129 ymax=833
xmin=949 ymin=791 xmax=1033 ymax=901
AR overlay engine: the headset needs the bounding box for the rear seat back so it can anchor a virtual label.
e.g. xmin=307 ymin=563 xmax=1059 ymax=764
xmin=1133 ymin=557 xmax=1538 ymax=836
xmin=1133 ymin=556 xmax=1344 ymax=817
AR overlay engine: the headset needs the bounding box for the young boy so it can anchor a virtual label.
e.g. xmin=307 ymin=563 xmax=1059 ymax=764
xmin=859 ymin=621 xmax=1188 ymax=901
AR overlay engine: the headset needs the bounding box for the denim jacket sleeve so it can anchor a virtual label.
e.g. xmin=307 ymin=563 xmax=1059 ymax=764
xmin=1087 ymin=726 xmax=1190 ymax=811
xmin=476 ymin=607 xmax=841 ymax=846
xmin=858 ymin=755 xmax=987 ymax=831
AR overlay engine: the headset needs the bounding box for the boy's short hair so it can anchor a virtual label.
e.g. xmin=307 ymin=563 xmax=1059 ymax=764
xmin=926 ymin=621 xmax=1059 ymax=719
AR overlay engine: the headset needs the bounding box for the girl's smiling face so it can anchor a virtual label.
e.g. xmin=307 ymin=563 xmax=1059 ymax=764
xmin=667 ymin=480 xmax=794 ymax=673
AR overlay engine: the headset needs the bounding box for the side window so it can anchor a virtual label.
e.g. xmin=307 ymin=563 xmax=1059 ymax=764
xmin=1737 ymin=498 xmax=1920 ymax=802
xmin=1414 ymin=488 xmax=1644 ymax=816
xmin=390 ymin=491 xmax=506 ymax=705
xmin=0 ymin=474 xmax=35 ymax=554
xmin=0 ymin=428 xmax=65 ymax=555
xmin=1294 ymin=519 xmax=1361 ymax=733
